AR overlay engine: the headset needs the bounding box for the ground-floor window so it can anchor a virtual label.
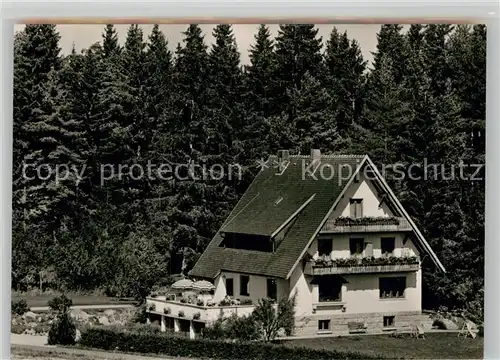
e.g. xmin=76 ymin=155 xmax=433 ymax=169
xmin=318 ymin=319 xmax=331 ymax=331
xmin=318 ymin=278 xmax=342 ymax=302
xmin=383 ymin=315 xmax=395 ymax=327
xmin=379 ymin=276 xmax=406 ymax=298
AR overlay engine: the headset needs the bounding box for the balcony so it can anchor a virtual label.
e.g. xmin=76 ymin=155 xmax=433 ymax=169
xmin=304 ymin=255 xmax=420 ymax=276
xmin=321 ymin=216 xmax=412 ymax=234
xmin=145 ymin=297 xmax=256 ymax=325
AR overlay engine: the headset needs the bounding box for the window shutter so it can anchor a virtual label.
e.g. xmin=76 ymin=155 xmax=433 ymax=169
xmin=364 ymin=241 xmax=373 ymax=257
xmin=350 ymin=200 xmax=355 ymax=218
xmin=356 ymin=200 xmax=363 ymax=218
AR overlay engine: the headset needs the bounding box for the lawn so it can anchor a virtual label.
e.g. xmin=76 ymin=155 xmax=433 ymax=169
xmin=281 ymin=332 xmax=483 ymax=359
xmin=12 ymin=294 xmax=134 ymax=308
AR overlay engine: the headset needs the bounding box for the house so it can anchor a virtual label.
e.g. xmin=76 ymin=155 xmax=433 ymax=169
xmin=146 ymin=149 xmax=445 ymax=338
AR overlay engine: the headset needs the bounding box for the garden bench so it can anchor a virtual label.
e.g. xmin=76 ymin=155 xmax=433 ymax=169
xmin=348 ymin=321 xmax=367 ymax=334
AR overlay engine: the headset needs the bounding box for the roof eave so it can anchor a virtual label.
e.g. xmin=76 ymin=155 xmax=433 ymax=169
xmin=364 ymin=156 xmax=446 ymax=273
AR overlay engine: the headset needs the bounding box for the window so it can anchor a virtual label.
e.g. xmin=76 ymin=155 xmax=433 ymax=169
xmin=318 ymin=320 xmax=331 ymax=331
xmin=350 ymin=238 xmax=364 ymax=256
xmin=349 ymin=199 xmax=363 ymax=218
xmin=240 ymin=275 xmax=250 ymax=296
xmin=381 ymin=237 xmax=395 ymax=255
xmin=318 ymin=280 xmax=342 ymax=302
xmin=379 ymin=277 xmax=406 ymax=299
xmin=318 ymin=238 xmax=333 ymax=257
xmin=267 ymin=278 xmax=277 ymax=301
xmin=226 ymin=278 xmax=234 ymax=296
xmin=383 ymin=316 xmax=395 ymax=328
xmin=219 ymin=233 xmax=274 ymax=252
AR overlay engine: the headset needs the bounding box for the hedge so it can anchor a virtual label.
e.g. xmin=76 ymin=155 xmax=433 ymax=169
xmin=79 ymin=328 xmax=389 ymax=360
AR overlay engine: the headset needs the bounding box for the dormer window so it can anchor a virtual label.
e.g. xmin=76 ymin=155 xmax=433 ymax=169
xmin=349 ymin=199 xmax=363 ymax=219
xmin=220 ymin=232 xmax=274 ymax=252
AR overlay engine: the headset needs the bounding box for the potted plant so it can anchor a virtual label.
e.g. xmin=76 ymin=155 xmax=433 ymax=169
xmin=193 ymin=312 xmax=201 ymax=320
xmin=178 ymin=310 xmax=185 ymax=318
xmin=164 ymin=307 xmax=171 ymax=315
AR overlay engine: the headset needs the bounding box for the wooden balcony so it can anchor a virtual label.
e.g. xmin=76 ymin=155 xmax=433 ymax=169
xmin=304 ymin=256 xmax=420 ymax=276
xmin=321 ymin=217 xmax=412 ymax=234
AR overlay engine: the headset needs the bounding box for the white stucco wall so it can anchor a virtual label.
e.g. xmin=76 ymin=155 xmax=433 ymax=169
xmin=289 ymin=265 xmax=313 ymax=317
xmin=336 ymin=175 xmax=393 ymax=219
xmin=214 ymin=271 xmax=289 ymax=303
xmin=311 ymin=234 xmax=420 ymax=260
xmin=340 ymin=270 xmax=422 ymax=314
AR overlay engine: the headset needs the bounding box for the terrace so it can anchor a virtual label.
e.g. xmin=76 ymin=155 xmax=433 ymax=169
xmin=146 ymin=294 xmax=256 ymax=325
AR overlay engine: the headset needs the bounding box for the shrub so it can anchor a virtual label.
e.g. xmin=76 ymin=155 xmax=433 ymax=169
xmin=48 ymin=294 xmax=72 ymax=312
xmin=130 ymin=323 xmax=161 ymax=336
xmin=202 ymin=317 xmax=226 ymax=340
xmin=11 ymin=299 xmax=29 ymax=316
xmin=47 ymin=294 xmax=76 ymax=345
xmin=11 ymin=324 xmax=28 ymax=334
xmin=131 ymin=304 xmax=148 ymax=324
xmin=203 ymin=313 xmax=260 ymax=342
xmin=252 ymin=294 xmax=296 ymax=341
xmin=79 ymin=328 xmax=385 ymax=360
xmin=34 ymin=324 xmax=51 ymax=335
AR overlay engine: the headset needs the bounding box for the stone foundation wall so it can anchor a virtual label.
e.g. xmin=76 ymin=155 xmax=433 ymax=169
xmin=294 ymin=311 xmax=433 ymax=337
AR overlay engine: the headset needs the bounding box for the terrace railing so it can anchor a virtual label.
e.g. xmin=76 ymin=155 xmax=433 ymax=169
xmin=304 ymin=255 xmax=420 ymax=276
xmin=321 ymin=216 xmax=412 ymax=233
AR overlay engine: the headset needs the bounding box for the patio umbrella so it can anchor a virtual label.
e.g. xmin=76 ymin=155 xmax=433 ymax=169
xmin=192 ymin=280 xmax=216 ymax=292
xmin=171 ymin=279 xmax=194 ymax=291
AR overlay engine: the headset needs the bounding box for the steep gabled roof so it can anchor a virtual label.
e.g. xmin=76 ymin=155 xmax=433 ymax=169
xmin=189 ymin=153 xmax=445 ymax=280
xmin=190 ymin=154 xmax=364 ymax=279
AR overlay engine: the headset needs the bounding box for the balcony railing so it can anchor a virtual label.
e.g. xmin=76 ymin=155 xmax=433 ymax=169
xmin=304 ymin=255 xmax=420 ymax=276
xmin=145 ymin=297 xmax=256 ymax=324
xmin=321 ymin=216 xmax=412 ymax=233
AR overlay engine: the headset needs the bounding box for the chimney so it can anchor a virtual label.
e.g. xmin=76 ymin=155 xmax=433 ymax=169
xmin=311 ymin=149 xmax=321 ymax=163
xmin=277 ymin=150 xmax=290 ymax=162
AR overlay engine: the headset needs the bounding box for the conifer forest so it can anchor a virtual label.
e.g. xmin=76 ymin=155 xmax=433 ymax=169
xmin=12 ymin=24 xmax=485 ymax=317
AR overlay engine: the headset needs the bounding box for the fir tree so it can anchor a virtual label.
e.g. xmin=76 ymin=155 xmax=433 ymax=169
xmin=102 ymin=24 xmax=121 ymax=58
xmin=323 ymin=28 xmax=366 ymax=136
xmin=371 ymin=24 xmax=405 ymax=83
xmin=274 ymin=24 xmax=323 ymax=116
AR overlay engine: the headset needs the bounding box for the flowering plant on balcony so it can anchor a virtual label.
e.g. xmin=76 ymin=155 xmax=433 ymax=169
xmin=334 ymin=216 xmax=400 ymax=226
xmin=313 ymin=255 xmax=419 ymax=268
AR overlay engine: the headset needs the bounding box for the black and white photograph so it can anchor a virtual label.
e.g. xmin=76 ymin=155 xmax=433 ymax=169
xmin=10 ymin=22 xmax=485 ymax=359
